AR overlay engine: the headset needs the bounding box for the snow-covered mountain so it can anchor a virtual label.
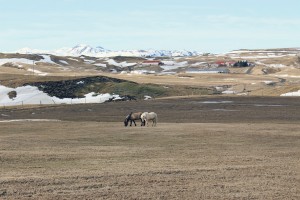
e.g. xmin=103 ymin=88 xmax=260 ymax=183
xmin=67 ymin=44 xmax=108 ymax=56
xmin=15 ymin=44 xmax=202 ymax=58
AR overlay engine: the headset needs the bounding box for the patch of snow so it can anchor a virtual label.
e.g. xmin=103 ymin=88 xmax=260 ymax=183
xmin=84 ymin=59 xmax=96 ymax=64
xmin=76 ymin=81 xmax=84 ymax=84
xmin=280 ymin=90 xmax=300 ymax=96
xmin=68 ymin=58 xmax=80 ymax=62
xmin=178 ymin=76 xmax=195 ymax=79
xmin=263 ymin=81 xmax=274 ymax=85
xmin=130 ymin=70 xmax=156 ymax=74
xmin=0 ymin=58 xmax=34 ymax=66
xmin=0 ymin=85 xmax=121 ymax=106
xmin=107 ymin=59 xmax=136 ymax=68
xmin=0 ymin=119 xmax=61 ymax=123
xmin=237 ymin=93 xmax=248 ymax=96
xmin=40 ymin=55 xmax=58 ymax=65
xmin=162 ymin=61 xmax=176 ymax=65
xmin=94 ymin=63 xmax=107 ymax=67
xmin=144 ymin=95 xmax=152 ymax=100
xmin=191 ymin=62 xmax=208 ymax=66
xmin=222 ymin=90 xmax=236 ymax=94
xmin=215 ymin=86 xmax=224 ymax=91
xmin=158 ymin=72 xmax=176 ymax=75
xmin=27 ymin=69 xmax=48 ymax=76
xmin=59 ymin=60 xmax=69 ymax=65
xmin=111 ymin=95 xmax=123 ymax=101
xmin=161 ymin=61 xmax=188 ymax=71
xmin=230 ymin=55 xmax=286 ymax=59
xmin=275 ymin=74 xmax=300 ymax=78
xmin=268 ymin=64 xmax=287 ymax=68
xmin=200 ymin=101 xmax=234 ymax=104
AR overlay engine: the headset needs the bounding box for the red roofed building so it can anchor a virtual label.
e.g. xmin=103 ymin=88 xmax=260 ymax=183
xmin=216 ymin=61 xmax=226 ymax=66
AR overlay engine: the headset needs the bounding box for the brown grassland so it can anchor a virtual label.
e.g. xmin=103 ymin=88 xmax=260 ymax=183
xmin=0 ymin=96 xmax=300 ymax=199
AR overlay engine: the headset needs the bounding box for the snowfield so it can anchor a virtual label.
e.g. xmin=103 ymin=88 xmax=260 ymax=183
xmin=0 ymin=55 xmax=60 ymax=66
xmin=160 ymin=61 xmax=188 ymax=71
xmin=106 ymin=59 xmax=136 ymax=68
xmin=280 ymin=90 xmax=300 ymax=96
xmin=0 ymin=58 xmax=34 ymax=66
xmin=0 ymin=85 xmax=121 ymax=106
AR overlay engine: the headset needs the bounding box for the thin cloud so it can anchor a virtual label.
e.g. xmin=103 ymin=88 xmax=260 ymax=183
xmin=205 ymin=14 xmax=300 ymax=26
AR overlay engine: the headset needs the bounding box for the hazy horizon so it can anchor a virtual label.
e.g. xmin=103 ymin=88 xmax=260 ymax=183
xmin=1 ymin=0 xmax=300 ymax=53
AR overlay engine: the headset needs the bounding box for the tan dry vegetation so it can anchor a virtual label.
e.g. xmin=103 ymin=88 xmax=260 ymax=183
xmin=108 ymin=73 xmax=279 ymax=87
xmin=271 ymin=67 xmax=300 ymax=78
xmin=1 ymin=96 xmax=300 ymax=199
xmin=258 ymin=56 xmax=299 ymax=67
xmin=249 ymin=84 xmax=300 ymax=96
xmin=0 ymin=74 xmax=90 ymax=87
xmin=0 ymin=122 xmax=299 ymax=199
xmin=107 ymin=72 xmax=289 ymax=96
xmin=2 ymin=50 xmax=300 ymax=97
xmin=1 ymin=70 xmax=299 ymax=97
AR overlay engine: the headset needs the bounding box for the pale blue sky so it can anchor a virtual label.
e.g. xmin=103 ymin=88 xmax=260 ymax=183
xmin=1 ymin=0 xmax=300 ymax=53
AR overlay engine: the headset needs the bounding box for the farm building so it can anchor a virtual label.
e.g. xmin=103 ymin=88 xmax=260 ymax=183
xmin=215 ymin=61 xmax=236 ymax=67
xmin=215 ymin=61 xmax=226 ymax=66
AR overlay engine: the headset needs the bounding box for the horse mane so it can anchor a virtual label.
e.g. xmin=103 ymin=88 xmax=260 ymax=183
xmin=125 ymin=112 xmax=132 ymax=121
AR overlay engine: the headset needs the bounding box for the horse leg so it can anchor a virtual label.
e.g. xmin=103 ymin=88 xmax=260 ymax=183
xmin=130 ymin=120 xmax=133 ymax=126
xmin=133 ymin=120 xmax=136 ymax=126
xmin=140 ymin=119 xmax=143 ymax=126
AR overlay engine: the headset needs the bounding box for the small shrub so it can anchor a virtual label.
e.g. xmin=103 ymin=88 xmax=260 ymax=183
xmin=8 ymin=91 xmax=17 ymax=99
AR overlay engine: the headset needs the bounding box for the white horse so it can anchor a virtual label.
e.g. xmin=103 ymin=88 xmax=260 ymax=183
xmin=141 ymin=112 xmax=158 ymax=127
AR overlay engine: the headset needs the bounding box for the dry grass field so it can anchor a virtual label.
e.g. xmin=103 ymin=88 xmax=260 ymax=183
xmin=0 ymin=97 xmax=300 ymax=199
xmin=109 ymin=73 xmax=279 ymax=87
xmin=1 ymin=54 xmax=300 ymax=199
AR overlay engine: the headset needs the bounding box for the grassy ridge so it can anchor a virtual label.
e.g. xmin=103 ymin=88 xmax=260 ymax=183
xmin=0 ymin=74 xmax=213 ymax=99
xmin=81 ymin=81 xmax=213 ymax=99
xmin=82 ymin=82 xmax=167 ymax=98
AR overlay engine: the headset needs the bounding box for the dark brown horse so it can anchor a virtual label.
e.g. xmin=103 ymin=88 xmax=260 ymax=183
xmin=124 ymin=112 xmax=143 ymax=127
